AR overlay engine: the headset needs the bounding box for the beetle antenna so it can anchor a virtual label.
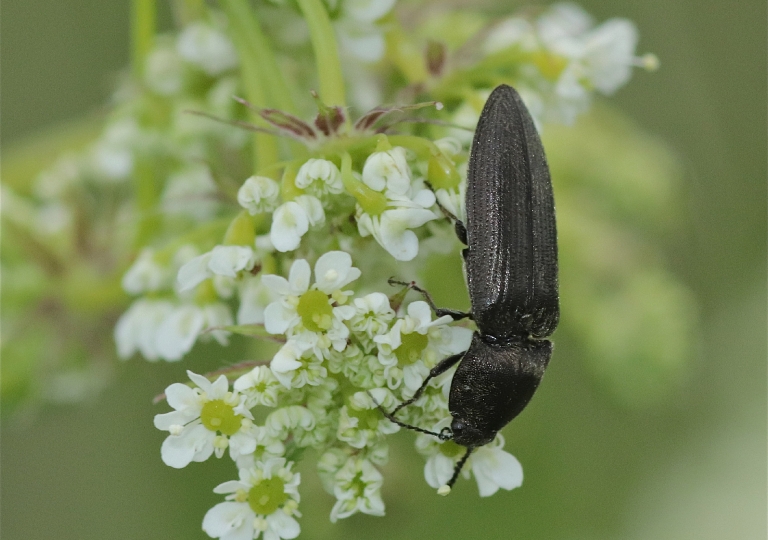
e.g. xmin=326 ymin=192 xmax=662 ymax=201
xmin=439 ymin=447 xmax=474 ymax=495
xmin=367 ymin=391 xmax=452 ymax=440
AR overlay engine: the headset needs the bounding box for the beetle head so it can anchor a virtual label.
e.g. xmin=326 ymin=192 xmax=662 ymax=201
xmin=448 ymin=334 xmax=552 ymax=448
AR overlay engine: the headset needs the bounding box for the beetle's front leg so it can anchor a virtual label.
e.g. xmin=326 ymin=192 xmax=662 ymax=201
xmin=387 ymin=278 xmax=472 ymax=321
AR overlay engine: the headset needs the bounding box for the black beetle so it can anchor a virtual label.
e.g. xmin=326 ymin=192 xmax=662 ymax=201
xmin=376 ymin=84 xmax=559 ymax=491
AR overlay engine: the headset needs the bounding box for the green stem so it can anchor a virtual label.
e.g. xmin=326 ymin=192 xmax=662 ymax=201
xmin=131 ymin=0 xmax=156 ymax=79
xmin=296 ymin=0 xmax=346 ymax=108
xmin=222 ymin=0 xmax=296 ymax=114
xmin=221 ymin=0 xmax=279 ymax=171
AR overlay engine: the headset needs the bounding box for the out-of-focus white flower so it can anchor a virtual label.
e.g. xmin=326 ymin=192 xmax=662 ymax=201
xmin=154 ymin=302 xmax=233 ymax=361
xmin=262 ymin=252 xmax=359 ymax=355
xmin=270 ymin=195 xmax=325 ymax=252
xmin=144 ymin=43 xmax=184 ymax=95
xmin=154 ymin=371 xmax=256 ymax=468
xmin=90 ymin=119 xmax=141 ymax=181
xmin=202 ymin=459 xmax=301 ymax=540
xmin=114 ymin=299 xmax=175 ymax=361
xmin=238 ymin=176 xmax=281 ymax=215
xmin=375 ymin=300 xmax=472 ymax=393
xmin=162 ymin=165 xmax=219 ymax=220
xmin=177 ymin=22 xmax=238 ymax=76
xmin=329 ymin=457 xmax=385 ymax=522
xmin=121 ymin=249 xmax=170 ymax=294
xmin=178 ymin=245 xmax=258 ymax=292
xmin=294 ymin=159 xmax=343 ymax=199
xmin=237 ymin=276 xmax=277 ymax=325
xmin=333 ymin=0 xmax=397 ymax=62
xmin=481 ymin=3 xmax=644 ymax=126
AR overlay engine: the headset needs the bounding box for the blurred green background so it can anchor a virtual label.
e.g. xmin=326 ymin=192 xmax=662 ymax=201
xmin=2 ymin=1 xmax=765 ymax=539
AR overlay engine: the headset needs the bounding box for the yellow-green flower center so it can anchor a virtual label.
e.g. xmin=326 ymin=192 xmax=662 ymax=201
xmin=200 ymin=399 xmax=242 ymax=436
xmin=248 ymin=477 xmax=288 ymax=515
xmin=394 ymin=332 xmax=429 ymax=365
xmin=439 ymin=440 xmax=463 ymax=458
xmin=297 ymin=290 xmax=334 ymax=332
xmin=530 ymin=50 xmax=568 ymax=81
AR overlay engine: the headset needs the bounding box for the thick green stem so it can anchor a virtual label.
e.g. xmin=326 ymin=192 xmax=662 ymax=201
xmin=222 ymin=0 xmax=295 ymax=114
xmin=296 ymin=0 xmax=346 ymax=108
xmin=221 ymin=0 xmax=279 ymax=171
xmin=131 ymin=0 xmax=156 ymax=79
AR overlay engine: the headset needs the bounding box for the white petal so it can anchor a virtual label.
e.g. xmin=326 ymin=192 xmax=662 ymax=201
xmin=288 ymin=259 xmax=311 ymax=293
xmin=313 ymin=251 xmax=358 ymax=293
xmin=160 ymin=423 xmax=214 ymax=468
xmin=163 ymin=382 xmax=199 ymax=412
xmin=263 ymin=302 xmax=296 ymax=335
xmin=379 ymin=225 xmax=419 ymax=261
xmin=424 ymin=452 xmax=454 ymax=489
xmin=153 ymin=410 xmax=195 ymax=431
xmin=295 ymin=195 xmax=325 ymax=226
xmin=472 ymin=447 xmax=523 ymax=497
xmin=177 ymin=252 xmax=213 ymax=292
xmin=260 ymin=274 xmax=291 ymax=296
xmin=267 ymin=512 xmax=301 ymax=539
xmin=213 ymin=480 xmax=248 ymax=494
xmin=187 ymin=370 xmax=214 ymax=393
xmin=443 ymin=326 xmax=474 ymax=354
xmin=270 ymin=202 xmax=308 ymax=252
xmin=202 ymin=502 xmax=253 ymax=539
xmin=271 ymin=345 xmax=303 ymax=374
xmin=406 ymin=301 xmax=433 ymax=327
xmin=208 ymin=245 xmax=255 ymax=277
xmin=155 ymin=305 xmax=205 ymax=361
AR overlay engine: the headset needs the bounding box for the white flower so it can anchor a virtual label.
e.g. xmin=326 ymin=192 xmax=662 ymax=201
xmin=144 ymin=44 xmax=184 ymax=95
xmin=294 ymin=159 xmax=343 ymax=198
xmin=178 ymin=245 xmax=258 ymax=292
xmin=265 ymin=406 xmax=322 ymax=447
xmin=329 ymin=457 xmax=385 ymax=522
xmin=270 ymin=339 xmax=328 ymax=389
xmin=114 ymin=299 xmax=175 ymax=361
xmin=357 ymin=190 xmax=437 ymax=261
xmin=234 ymin=365 xmax=284 ymax=408
xmin=261 ymin=252 xmax=359 ymax=353
xmin=361 ymin=147 xmax=411 ymax=196
xmin=121 ymin=249 xmax=170 ymax=294
xmin=203 ymin=459 xmax=301 ymax=540
xmin=348 ymin=292 xmax=396 ymax=345
xmin=90 ymin=119 xmax=140 ymax=181
xmin=333 ymin=0 xmax=396 ymax=62
xmin=580 ymin=19 xmax=638 ymax=94
xmin=270 ymin=195 xmax=325 ymax=252
xmin=238 ymin=176 xmax=280 ymax=215
xmin=154 ymin=371 xmax=255 ymax=468
xmin=337 ymin=389 xmax=399 ymax=448
xmin=177 ymin=22 xmax=238 ymax=76
xmin=375 ymin=301 xmax=473 ymax=393
xmin=237 ymin=276 xmax=277 ymax=325
xmin=420 ymin=430 xmax=523 ymax=497
xmin=154 ymin=302 xmax=233 ymax=361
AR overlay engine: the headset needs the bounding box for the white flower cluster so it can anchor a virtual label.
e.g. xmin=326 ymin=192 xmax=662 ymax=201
xmin=262 ymin=147 xmax=441 ymax=262
xmin=464 ymin=2 xmax=656 ymax=127
xmin=152 ymin=250 xmax=524 ymax=539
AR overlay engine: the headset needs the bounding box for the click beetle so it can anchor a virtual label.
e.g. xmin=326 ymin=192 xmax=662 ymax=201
xmin=377 ymin=84 xmax=559 ymax=491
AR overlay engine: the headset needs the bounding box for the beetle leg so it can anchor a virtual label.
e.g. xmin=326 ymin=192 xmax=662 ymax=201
xmin=389 ymin=352 xmax=464 ymax=417
xmin=387 ymin=279 xmax=473 ymax=321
